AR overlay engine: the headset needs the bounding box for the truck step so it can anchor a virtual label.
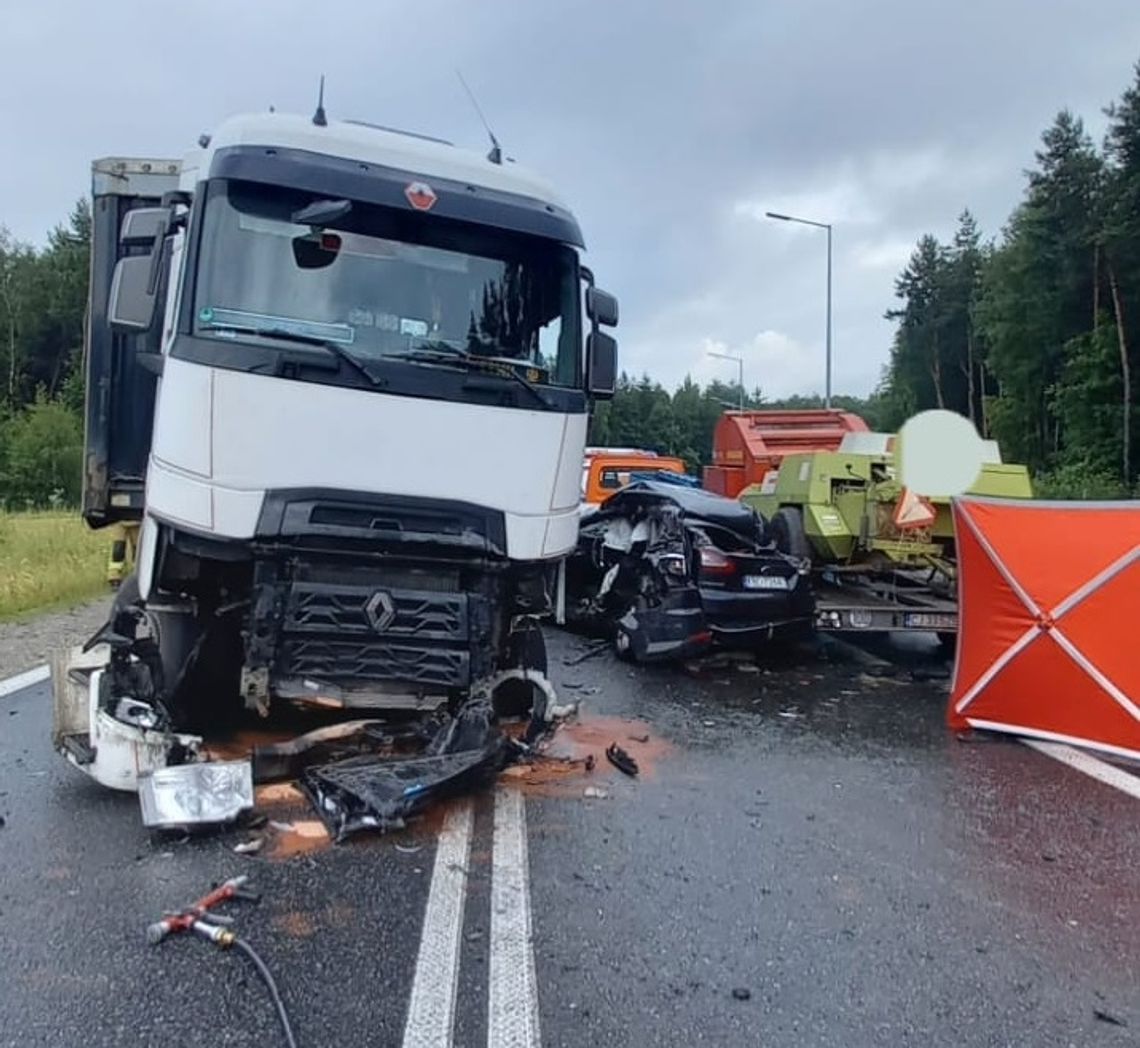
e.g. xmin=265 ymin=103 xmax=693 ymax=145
xmin=60 ymin=733 xmax=95 ymax=765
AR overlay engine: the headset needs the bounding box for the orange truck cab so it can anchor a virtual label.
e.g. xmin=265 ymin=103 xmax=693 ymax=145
xmin=702 ymin=409 xmax=869 ymax=498
xmin=581 ymin=448 xmax=688 ymax=509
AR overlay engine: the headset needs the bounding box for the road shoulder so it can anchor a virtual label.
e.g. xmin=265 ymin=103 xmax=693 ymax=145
xmin=0 ymin=597 xmax=111 ymax=680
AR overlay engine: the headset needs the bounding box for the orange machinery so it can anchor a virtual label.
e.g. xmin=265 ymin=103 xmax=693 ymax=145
xmin=581 ymin=448 xmax=688 ymax=508
xmin=702 ymin=409 xmax=870 ymax=498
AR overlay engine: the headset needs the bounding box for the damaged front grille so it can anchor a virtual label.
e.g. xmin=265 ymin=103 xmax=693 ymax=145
xmin=244 ymin=543 xmax=502 ymax=706
xmin=281 ymin=637 xmax=470 ymax=688
xmin=285 ymin=585 xmax=468 ymax=640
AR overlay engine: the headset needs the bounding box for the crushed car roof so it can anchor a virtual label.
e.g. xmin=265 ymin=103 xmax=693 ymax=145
xmin=596 ymin=479 xmax=765 ymax=537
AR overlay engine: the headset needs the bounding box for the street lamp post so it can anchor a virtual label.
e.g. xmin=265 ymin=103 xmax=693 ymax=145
xmin=765 ymin=211 xmax=833 ymax=409
xmin=706 ymin=350 xmax=744 ymax=412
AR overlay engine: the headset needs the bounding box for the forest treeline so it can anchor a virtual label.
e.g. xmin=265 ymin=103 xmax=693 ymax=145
xmin=3 ymin=58 xmax=1138 ymax=505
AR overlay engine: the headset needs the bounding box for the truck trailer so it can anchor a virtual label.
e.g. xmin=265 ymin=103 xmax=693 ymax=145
xmin=56 ymin=108 xmax=619 ymax=788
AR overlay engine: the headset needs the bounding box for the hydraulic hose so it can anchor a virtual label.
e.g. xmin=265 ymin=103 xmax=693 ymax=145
xmin=232 ymin=937 xmax=299 ymax=1048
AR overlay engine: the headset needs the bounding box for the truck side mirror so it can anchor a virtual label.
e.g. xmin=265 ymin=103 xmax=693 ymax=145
xmin=108 ymin=207 xmax=170 ymax=334
xmin=119 ymin=207 xmax=168 ymax=247
xmin=587 ymin=332 xmax=617 ymax=399
xmin=586 ymin=287 xmax=619 ymax=328
xmin=108 ymin=256 xmax=159 ymax=332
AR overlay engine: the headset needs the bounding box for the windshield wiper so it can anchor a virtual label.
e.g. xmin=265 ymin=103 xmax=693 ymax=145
xmin=209 ymin=325 xmax=386 ymax=390
xmin=392 ymin=345 xmax=552 ymax=408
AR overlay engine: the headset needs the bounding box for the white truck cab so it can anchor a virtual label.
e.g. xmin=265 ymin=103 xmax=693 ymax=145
xmin=66 ymin=108 xmax=618 ymax=768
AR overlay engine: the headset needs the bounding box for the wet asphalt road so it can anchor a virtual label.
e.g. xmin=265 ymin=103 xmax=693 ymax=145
xmin=1 ymin=631 xmax=1138 ymax=1048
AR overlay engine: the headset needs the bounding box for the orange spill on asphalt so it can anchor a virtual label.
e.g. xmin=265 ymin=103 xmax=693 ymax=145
xmin=508 ymin=713 xmax=674 ymax=797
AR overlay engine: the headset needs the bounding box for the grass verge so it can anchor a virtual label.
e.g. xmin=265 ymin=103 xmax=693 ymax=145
xmin=0 ymin=512 xmax=107 ymax=621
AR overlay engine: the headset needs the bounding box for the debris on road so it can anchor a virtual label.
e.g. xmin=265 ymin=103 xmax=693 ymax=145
xmin=731 ymin=987 xmax=752 ymax=1001
xmin=605 ymin=742 xmax=639 ymax=777
xmin=233 ymin=837 xmax=264 ymax=855
xmin=249 ymin=719 xmax=406 ymax=782
xmin=1093 ymin=1008 xmax=1127 ymax=1027
xmin=583 ymin=786 xmax=609 ymax=799
xmin=138 ymin=760 xmax=254 ymax=829
xmin=301 ymin=700 xmax=507 ymax=841
xmin=564 ymin=641 xmax=611 ymax=666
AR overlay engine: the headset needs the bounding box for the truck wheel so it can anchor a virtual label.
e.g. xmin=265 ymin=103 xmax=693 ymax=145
xmin=494 ymin=623 xmax=548 ymax=718
xmin=770 ymin=507 xmax=812 ymax=564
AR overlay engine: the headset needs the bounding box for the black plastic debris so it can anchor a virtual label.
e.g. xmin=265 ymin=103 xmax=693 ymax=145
xmin=605 ymin=742 xmax=639 ymax=777
xmin=564 ymin=641 xmax=610 ymax=666
xmin=1093 ymin=1008 xmax=1127 ymax=1027
xmin=300 ymin=701 xmax=509 ymax=842
xmin=731 ymin=988 xmax=752 ymax=1001
xmin=251 ymin=719 xmax=430 ymax=783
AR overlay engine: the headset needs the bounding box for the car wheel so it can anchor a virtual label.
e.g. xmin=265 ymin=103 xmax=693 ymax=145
xmin=613 ymin=624 xmax=636 ymax=661
xmin=770 ymin=507 xmax=812 ymax=565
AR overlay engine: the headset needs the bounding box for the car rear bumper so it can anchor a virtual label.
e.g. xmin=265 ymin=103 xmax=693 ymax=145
xmin=698 ymin=582 xmax=814 ymax=639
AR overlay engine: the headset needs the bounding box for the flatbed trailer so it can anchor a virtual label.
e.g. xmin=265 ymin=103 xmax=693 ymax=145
xmin=811 ymin=566 xmax=957 ymax=636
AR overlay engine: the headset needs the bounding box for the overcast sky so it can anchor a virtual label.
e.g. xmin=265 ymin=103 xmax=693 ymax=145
xmin=3 ymin=1 xmax=1139 ymax=397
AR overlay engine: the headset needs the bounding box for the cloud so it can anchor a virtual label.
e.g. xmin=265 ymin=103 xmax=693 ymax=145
xmin=3 ymin=0 xmax=1139 ymax=401
xmin=851 ymin=238 xmax=917 ymax=272
xmin=686 ymin=331 xmax=825 ymax=400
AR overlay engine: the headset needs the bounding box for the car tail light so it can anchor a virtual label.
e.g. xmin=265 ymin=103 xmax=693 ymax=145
xmin=698 ymin=546 xmax=735 ymax=577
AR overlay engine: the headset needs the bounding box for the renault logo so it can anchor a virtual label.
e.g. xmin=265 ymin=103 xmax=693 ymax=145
xmin=365 ymin=590 xmax=396 ymax=633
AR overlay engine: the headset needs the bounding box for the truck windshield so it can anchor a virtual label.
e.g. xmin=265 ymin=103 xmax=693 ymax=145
xmin=190 ymin=180 xmax=581 ymax=387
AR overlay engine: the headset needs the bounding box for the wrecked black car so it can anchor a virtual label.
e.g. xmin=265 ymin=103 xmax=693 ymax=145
xmin=564 ymin=480 xmax=814 ymax=661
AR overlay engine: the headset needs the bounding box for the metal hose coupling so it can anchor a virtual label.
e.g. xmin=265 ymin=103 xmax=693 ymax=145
xmin=192 ymin=920 xmax=237 ymax=948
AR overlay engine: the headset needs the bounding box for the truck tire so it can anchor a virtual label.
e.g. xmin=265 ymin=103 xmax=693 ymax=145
xmin=770 ymin=507 xmax=812 ymax=565
xmin=494 ymin=623 xmax=548 ymax=718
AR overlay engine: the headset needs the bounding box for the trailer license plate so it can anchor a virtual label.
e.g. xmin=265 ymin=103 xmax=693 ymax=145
xmin=743 ymin=575 xmax=788 ymax=591
xmin=904 ymin=613 xmax=957 ymax=629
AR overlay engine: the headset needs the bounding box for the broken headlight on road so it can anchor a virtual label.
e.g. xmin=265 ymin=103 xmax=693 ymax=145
xmin=138 ymin=760 xmax=254 ymax=828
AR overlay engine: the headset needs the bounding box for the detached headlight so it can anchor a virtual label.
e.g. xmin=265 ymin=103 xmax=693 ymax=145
xmin=139 ymin=760 xmax=254 ymax=828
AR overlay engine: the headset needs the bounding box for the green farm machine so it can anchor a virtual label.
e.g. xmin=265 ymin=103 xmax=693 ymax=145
xmin=739 ymin=433 xmax=1033 ymax=645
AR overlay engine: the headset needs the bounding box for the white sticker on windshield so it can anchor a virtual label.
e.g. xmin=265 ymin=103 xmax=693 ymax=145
xmin=400 ymin=318 xmax=429 ymax=337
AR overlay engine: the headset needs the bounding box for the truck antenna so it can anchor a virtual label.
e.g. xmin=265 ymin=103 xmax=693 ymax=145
xmin=312 ymin=75 xmax=327 ymax=127
xmin=456 ymin=70 xmax=502 ymax=164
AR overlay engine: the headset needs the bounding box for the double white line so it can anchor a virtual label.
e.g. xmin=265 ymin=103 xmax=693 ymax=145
xmin=401 ymin=788 xmax=541 ymax=1048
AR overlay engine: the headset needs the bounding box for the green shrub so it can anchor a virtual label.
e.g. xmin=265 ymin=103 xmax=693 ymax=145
xmin=2 ymin=392 xmax=83 ymax=509
xmin=1032 ymin=463 xmax=1131 ymax=500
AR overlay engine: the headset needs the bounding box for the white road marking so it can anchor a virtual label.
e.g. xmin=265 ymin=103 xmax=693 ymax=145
xmin=402 ymin=800 xmax=475 ymax=1048
xmin=488 ymin=786 xmax=542 ymax=1048
xmin=0 ymin=664 xmax=50 ymax=699
xmin=1022 ymin=739 xmax=1140 ymax=800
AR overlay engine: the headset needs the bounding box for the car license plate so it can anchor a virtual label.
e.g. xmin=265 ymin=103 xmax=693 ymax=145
xmin=743 ymin=575 xmax=788 ymax=591
xmin=904 ymin=612 xmax=957 ymax=629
